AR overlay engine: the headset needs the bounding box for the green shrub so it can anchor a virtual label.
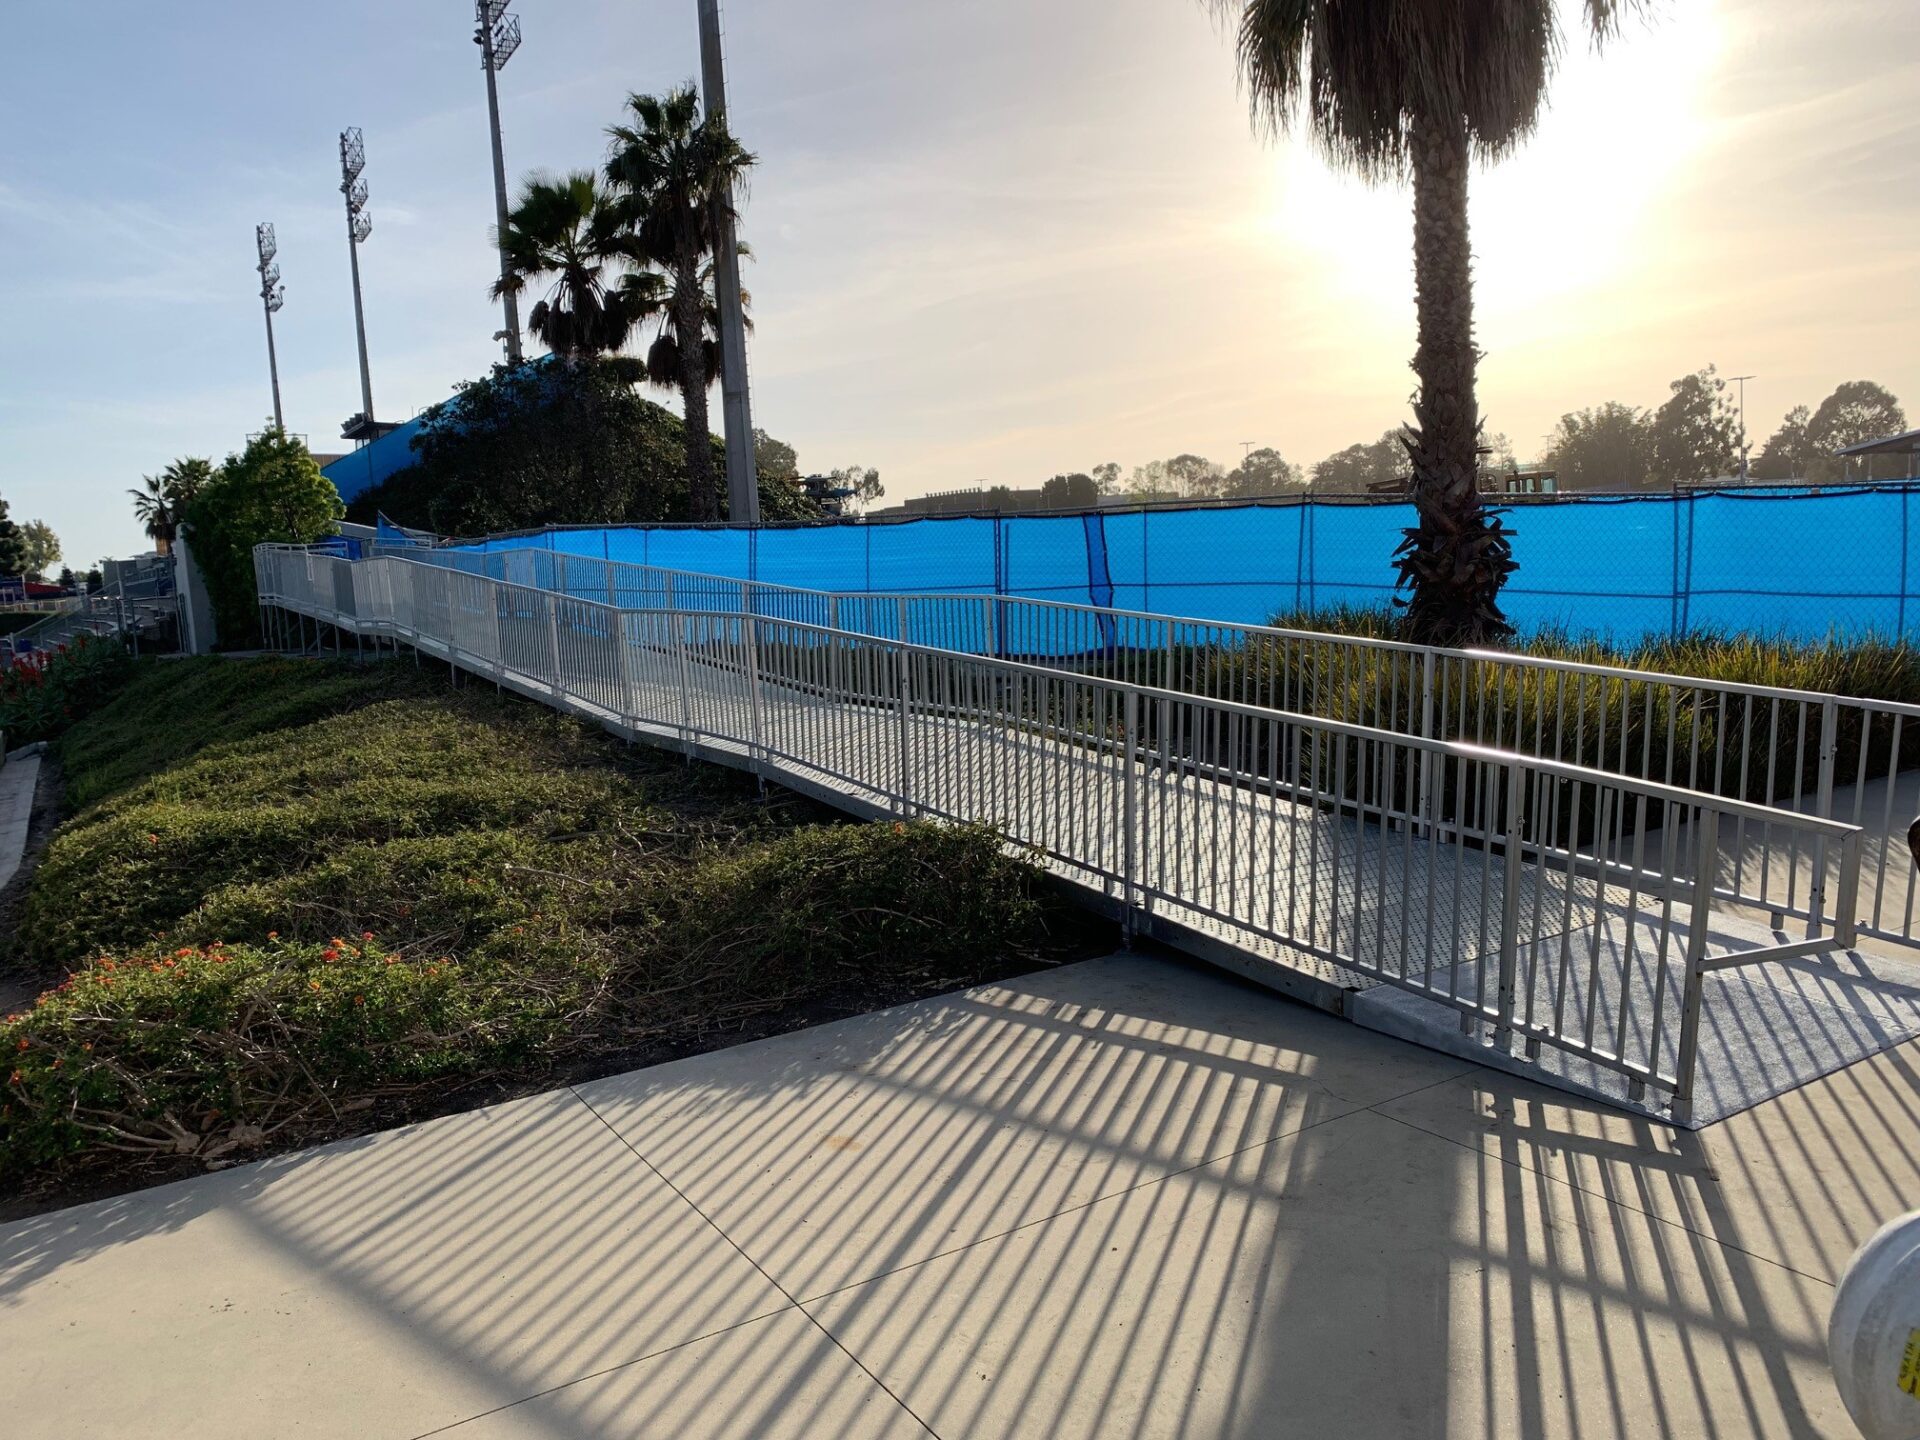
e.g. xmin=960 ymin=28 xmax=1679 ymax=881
xmin=57 ymin=656 xmax=430 ymax=808
xmin=0 ymin=634 xmax=133 ymax=747
xmin=0 ymin=937 xmax=594 ymax=1181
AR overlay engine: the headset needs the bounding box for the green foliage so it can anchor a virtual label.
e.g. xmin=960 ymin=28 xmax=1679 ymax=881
xmin=0 ymin=937 xmax=588 ymax=1181
xmin=1042 ymin=473 xmax=1099 ymax=509
xmin=1649 ymin=366 xmax=1739 ymax=486
xmin=1310 ymin=431 xmax=1407 ymax=491
xmin=56 ymin=656 xmax=423 ymax=810
xmin=0 ymin=635 xmax=133 ymax=747
xmin=183 ymin=432 xmax=342 ymax=646
xmin=1545 ymin=402 xmax=1653 ymax=491
xmin=4 ymin=658 xmax=1067 ymax=1190
xmin=1807 ymin=381 xmax=1906 ymax=481
xmin=16 ymin=520 xmax=59 ymax=580
xmin=1224 ymin=447 xmax=1303 ymax=498
xmin=345 ymin=360 xmax=817 ymax=535
xmin=0 ymin=493 xmax=26 ymax=578
xmin=495 ymin=171 xmax=644 ymax=359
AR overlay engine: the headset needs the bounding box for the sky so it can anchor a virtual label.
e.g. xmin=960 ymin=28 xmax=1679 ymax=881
xmin=2 ymin=0 xmax=1915 ymax=569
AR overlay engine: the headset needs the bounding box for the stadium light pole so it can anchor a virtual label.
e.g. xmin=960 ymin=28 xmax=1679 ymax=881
xmin=1729 ymin=373 xmax=1756 ymax=484
xmin=255 ymin=224 xmax=287 ymax=432
xmin=697 ymin=0 xmax=760 ymax=524
xmin=339 ymin=127 xmax=377 ymax=432
xmin=475 ymin=1 xmax=524 ymax=365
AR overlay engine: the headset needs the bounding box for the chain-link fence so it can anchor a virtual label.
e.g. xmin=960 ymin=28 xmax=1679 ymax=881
xmin=442 ymin=485 xmax=1920 ymax=645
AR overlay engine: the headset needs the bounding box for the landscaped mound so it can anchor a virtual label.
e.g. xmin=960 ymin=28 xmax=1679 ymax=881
xmin=1 ymin=658 xmax=1082 ymax=1200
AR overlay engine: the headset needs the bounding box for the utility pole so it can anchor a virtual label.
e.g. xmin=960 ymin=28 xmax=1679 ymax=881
xmin=1729 ymin=374 xmax=1756 ymax=484
xmin=255 ymin=224 xmax=286 ymax=431
xmin=475 ymin=1 xmax=524 ymax=364
xmin=697 ymin=0 xmax=760 ymax=524
xmin=339 ymin=127 xmax=377 ymax=433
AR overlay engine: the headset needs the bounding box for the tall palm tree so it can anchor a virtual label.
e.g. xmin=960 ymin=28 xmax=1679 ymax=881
xmin=620 ymin=257 xmax=751 ymax=408
xmin=129 ymin=457 xmax=214 ymax=553
xmin=492 ymin=171 xmax=641 ymax=361
xmin=1205 ymin=1 xmax=1638 ymax=643
xmin=605 ymin=86 xmax=756 ymax=523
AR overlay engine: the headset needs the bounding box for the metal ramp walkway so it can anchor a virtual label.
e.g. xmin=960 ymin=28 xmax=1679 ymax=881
xmin=257 ymin=547 xmax=1910 ymax=1126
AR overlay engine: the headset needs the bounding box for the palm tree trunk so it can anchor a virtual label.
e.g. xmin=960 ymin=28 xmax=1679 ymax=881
xmin=1396 ymin=111 xmax=1514 ymax=645
xmin=675 ymin=249 xmax=719 ymax=522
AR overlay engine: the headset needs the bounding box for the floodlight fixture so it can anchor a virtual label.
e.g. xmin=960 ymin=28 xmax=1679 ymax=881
xmin=340 ymin=127 xmax=366 ymax=185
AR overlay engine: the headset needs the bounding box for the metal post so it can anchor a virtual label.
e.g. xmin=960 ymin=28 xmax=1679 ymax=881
xmin=612 ymin=607 xmax=634 ymax=726
xmin=477 ymin=4 xmax=523 ymax=364
xmin=261 ymin=286 xmax=284 ymax=431
xmin=544 ymin=593 xmax=563 ymax=700
xmin=676 ymin=614 xmax=696 ymax=744
xmin=1808 ymin=697 xmax=1839 ymax=938
xmin=343 ymin=187 xmax=375 ymax=425
xmin=1122 ymin=688 xmax=1140 ymax=937
xmin=1670 ymin=808 xmax=1721 ymax=1126
xmin=897 ymin=596 xmax=912 ymax=814
xmin=696 ymin=0 xmax=759 ymax=524
xmin=743 ymin=613 xmax=765 ymax=771
xmin=1494 ymin=763 xmax=1525 ymax=1046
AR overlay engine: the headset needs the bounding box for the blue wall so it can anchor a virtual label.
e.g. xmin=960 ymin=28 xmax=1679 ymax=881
xmin=322 ymin=416 xmax=425 ymax=504
xmin=447 ymin=485 xmax=1920 ymax=646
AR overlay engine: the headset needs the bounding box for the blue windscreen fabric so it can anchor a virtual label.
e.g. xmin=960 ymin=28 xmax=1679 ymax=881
xmin=440 ymin=485 xmax=1920 ymax=647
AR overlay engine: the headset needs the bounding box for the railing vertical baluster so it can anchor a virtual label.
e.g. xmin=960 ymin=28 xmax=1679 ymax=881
xmin=1809 ymin=696 xmax=1839 ymax=938
xmin=1671 ymin=807 xmax=1721 ymax=1126
xmin=1495 ymin=762 xmax=1526 ymax=1047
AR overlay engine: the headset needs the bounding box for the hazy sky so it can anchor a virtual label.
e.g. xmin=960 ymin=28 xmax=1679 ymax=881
xmin=3 ymin=0 xmax=1915 ymax=568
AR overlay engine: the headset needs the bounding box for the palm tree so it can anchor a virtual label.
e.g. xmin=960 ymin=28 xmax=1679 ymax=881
xmin=129 ymin=457 xmax=214 ymax=553
xmin=492 ymin=171 xmax=641 ymax=361
xmin=620 ymin=256 xmax=751 ymax=408
xmin=1205 ymin=2 xmax=1638 ymax=643
xmin=605 ymin=86 xmax=756 ymax=523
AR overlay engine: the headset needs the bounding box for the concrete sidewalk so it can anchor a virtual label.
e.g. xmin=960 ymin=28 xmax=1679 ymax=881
xmin=1 ymin=950 xmax=1889 ymax=1438
xmin=0 ymin=750 xmax=40 ymax=893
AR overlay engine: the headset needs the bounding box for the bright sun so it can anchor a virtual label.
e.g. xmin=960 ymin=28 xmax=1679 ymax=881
xmin=1260 ymin=2 xmax=1721 ymax=328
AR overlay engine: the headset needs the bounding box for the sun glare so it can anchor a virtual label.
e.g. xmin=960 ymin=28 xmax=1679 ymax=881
xmin=1261 ymin=3 xmax=1721 ymax=327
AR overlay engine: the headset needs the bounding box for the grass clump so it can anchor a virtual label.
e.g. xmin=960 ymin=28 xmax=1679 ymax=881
xmin=3 ymin=657 xmax=1080 ymax=1196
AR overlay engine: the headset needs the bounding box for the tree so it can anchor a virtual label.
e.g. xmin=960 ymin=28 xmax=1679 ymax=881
xmin=831 ymin=466 xmax=884 ymax=511
xmin=0 ymin=495 xmax=25 ymax=578
xmin=184 ymin=430 xmax=344 ymax=645
xmin=1223 ymin=447 xmax=1303 ymax=497
xmin=55 ymin=566 xmax=76 ymax=591
xmin=353 ymin=360 xmax=704 ymax=535
xmin=1310 ymin=431 xmax=1407 ymax=491
xmin=1090 ymin=462 xmax=1123 ymax=495
xmin=1649 ymin=366 xmax=1739 ymax=487
xmin=17 ymin=520 xmax=58 ymax=580
xmin=606 ymin=86 xmax=756 ymax=523
xmin=1041 ymin=472 xmax=1100 ymax=509
xmin=127 ymin=457 xmax=213 ymax=553
xmin=754 ymin=429 xmax=800 ymax=484
xmin=1807 ymin=381 xmax=1906 ymax=481
xmin=1751 ymin=405 xmax=1814 ymax=482
xmin=493 ymin=171 xmax=642 ymax=361
xmin=1204 ymin=2 xmax=1640 ymax=640
xmin=1544 ymin=403 xmax=1653 ymax=490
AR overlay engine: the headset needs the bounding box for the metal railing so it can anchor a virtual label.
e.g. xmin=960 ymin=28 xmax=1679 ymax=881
xmin=258 ymin=545 xmax=1867 ymax=1122
xmin=376 ymin=540 xmax=1920 ymax=951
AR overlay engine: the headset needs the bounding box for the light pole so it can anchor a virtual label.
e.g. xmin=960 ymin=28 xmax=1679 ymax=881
xmin=1729 ymin=373 xmax=1755 ymax=484
xmin=255 ymin=223 xmax=286 ymax=432
xmin=338 ymin=127 xmax=377 ymax=436
xmin=696 ymin=0 xmax=760 ymax=524
xmin=475 ymin=1 xmax=524 ymax=365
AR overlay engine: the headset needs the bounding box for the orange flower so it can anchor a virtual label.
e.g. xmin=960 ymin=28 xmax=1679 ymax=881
xmin=309 ymin=981 xmax=321 ymax=992
xmin=361 ymin=931 xmax=375 ymax=941
xmin=268 ymin=931 xmax=279 ymax=940
xmin=15 ymin=1038 xmax=28 ymax=1052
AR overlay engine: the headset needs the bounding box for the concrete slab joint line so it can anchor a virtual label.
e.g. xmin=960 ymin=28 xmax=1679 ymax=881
xmin=250 ymin=551 xmax=1920 ymax=1130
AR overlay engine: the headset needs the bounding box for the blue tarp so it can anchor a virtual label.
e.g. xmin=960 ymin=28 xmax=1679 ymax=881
xmin=444 ymin=486 xmax=1920 ymax=647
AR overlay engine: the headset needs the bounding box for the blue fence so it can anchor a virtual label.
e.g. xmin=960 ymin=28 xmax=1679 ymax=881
xmin=445 ymin=485 xmax=1920 ymax=646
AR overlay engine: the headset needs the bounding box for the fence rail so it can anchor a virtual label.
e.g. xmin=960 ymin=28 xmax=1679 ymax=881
xmin=258 ymin=545 xmax=1868 ymax=1123
xmin=376 ymin=541 xmax=1920 ymax=953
